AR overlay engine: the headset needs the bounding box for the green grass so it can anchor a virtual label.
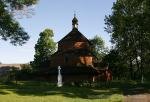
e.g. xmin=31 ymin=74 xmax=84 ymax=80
xmin=0 ymin=81 xmax=123 ymax=102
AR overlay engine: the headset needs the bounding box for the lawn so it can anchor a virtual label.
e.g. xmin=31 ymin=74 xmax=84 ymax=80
xmin=0 ymin=81 xmax=123 ymax=102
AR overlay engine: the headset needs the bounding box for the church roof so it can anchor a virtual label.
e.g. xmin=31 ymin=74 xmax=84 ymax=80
xmin=58 ymin=15 xmax=91 ymax=44
xmin=58 ymin=28 xmax=91 ymax=44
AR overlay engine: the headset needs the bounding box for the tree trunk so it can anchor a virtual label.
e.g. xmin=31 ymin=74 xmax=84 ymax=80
xmin=129 ymin=57 xmax=133 ymax=80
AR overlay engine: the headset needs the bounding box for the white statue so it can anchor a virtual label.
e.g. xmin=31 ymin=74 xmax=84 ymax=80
xmin=57 ymin=66 xmax=63 ymax=87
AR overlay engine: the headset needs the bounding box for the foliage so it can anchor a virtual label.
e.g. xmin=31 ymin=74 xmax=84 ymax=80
xmin=105 ymin=0 xmax=150 ymax=80
xmin=20 ymin=64 xmax=33 ymax=76
xmin=32 ymin=29 xmax=56 ymax=71
xmin=11 ymin=64 xmax=33 ymax=81
xmin=0 ymin=0 xmax=38 ymax=45
xmin=3 ymin=0 xmax=38 ymax=11
xmin=0 ymin=66 xmax=18 ymax=83
xmin=102 ymin=50 xmax=129 ymax=80
xmin=90 ymin=35 xmax=107 ymax=61
xmin=20 ymin=64 xmax=32 ymax=70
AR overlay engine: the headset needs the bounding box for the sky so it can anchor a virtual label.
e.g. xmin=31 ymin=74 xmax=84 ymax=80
xmin=0 ymin=0 xmax=116 ymax=64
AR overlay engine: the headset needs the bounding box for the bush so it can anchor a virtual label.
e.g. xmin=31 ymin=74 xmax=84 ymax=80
xmin=15 ymin=64 xmax=33 ymax=80
xmin=0 ymin=67 xmax=18 ymax=83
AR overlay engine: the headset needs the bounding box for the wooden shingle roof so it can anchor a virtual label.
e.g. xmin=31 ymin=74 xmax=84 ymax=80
xmin=58 ymin=28 xmax=91 ymax=44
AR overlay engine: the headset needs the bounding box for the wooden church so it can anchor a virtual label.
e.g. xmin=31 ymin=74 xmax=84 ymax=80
xmin=49 ymin=15 xmax=99 ymax=82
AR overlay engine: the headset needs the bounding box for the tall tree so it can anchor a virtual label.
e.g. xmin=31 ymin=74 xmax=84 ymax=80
xmin=90 ymin=35 xmax=107 ymax=61
xmin=0 ymin=0 xmax=38 ymax=45
xmin=103 ymin=49 xmax=129 ymax=79
xmin=105 ymin=0 xmax=150 ymax=80
xmin=32 ymin=29 xmax=56 ymax=71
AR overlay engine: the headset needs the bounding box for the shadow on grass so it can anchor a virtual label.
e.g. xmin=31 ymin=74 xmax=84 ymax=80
xmin=122 ymin=82 xmax=150 ymax=95
xmin=0 ymin=81 xmax=122 ymax=99
xmin=108 ymin=80 xmax=150 ymax=95
xmin=0 ymin=91 xmax=9 ymax=95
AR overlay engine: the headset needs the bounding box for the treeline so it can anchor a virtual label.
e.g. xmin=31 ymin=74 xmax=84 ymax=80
xmin=104 ymin=0 xmax=150 ymax=81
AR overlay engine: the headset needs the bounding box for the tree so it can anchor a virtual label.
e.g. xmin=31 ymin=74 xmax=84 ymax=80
xmin=103 ymin=49 xmax=129 ymax=80
xmin=32 ymin=29 xmax=56 ymax=71
xmin=3 ymin=0 xmax=38 ymax=11
xmin=0 ymin=0 xmax=38 ymax=45
xmin=90 ymin=35 xmax=107 ymax=60
xmin=105 ymin=0 xmax=150 ymax=80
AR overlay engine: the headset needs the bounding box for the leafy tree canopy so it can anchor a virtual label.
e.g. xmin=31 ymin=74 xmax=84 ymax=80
xmin=105 ymin=0 xmax=150 ymax=80
xmin=0 ymin=0 xmax=38 ymax=45
xmin=32 ymin=29 xmax=56 ymax=71
xmin=90 ymin=35 xmax=107 ymax=60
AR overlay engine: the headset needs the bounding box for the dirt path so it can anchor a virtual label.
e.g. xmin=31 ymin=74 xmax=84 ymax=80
xmin=124 ymin=94 xmax=150 ymax=102
xmin=123 ymin=87 xmax=150 ymax=102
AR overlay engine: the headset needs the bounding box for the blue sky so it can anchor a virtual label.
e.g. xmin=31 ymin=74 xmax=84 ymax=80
xmin=0 ymin=0 xmax=116 ymax=64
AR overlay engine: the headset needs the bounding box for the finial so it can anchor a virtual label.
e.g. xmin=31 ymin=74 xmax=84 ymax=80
xmin=74 ymin=11 xmax=76 ymax=17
